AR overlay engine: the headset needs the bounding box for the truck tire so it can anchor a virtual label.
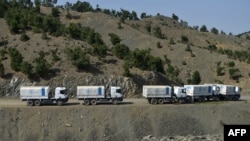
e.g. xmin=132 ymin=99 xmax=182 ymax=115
xmin=27 ymin=100 xmax=34 ymax=106
xmin=57 ymin=100 xmax=63 ymax=106
xmin=112 ymin=99 xmax=118 ymax=105
xmin=91 ymin=99 xmax=97 ymax=105
xmin=84 ymin=100 xmax=90 ymax=106
xmin=34 ymin=100 xmax=41 ymax=106
xmin=150 ymin=99 xmax=158 ymax=105
xmin=158 ymin=99 xmax=164 ymax=104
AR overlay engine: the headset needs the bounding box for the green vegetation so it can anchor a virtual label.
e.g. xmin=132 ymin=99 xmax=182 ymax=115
xmin=128 ymin=48 xmax=165 ymax=73
xmin=227 ymin=61 xmax=241 ymax=80
xmin=200 ymin=25 xmax=208 ymax=32
xmin=20 ymin=61 xmax=33 ymax=77
xmin=156 ymin=42 xmax=162 ymax=48
xmin=211 ymin=27 xmax=219 ymax=35
xmin=112 ymin=44 xmax=130 ymax=59
xmin=34 ymin=51 xmax=51 ymax=78
xmin=108 ymin=33 xmax=121 ymax=45
xmin=188 ymin=71 xmax=201 ymax=84
xmin=0 ymin=49 xmax=7 ymax=60
xmin=172 ymin=13 xmax=179 ymax=21
xmin=169 ymin=38 xmax=175 ymax=45
xmin=181 ymin=35 xmax=189 ymax=43
xmin=153 ymin=26 xmax=165 ymax=39
xmin=64 ymin=47 xmax=90 ymax=71
xmin=8 ymin=48 xmax=23 ymax=71
xmin=216 ymin=61 xmax=224 ymax=76
xmin=20 ymin=33 xmax=29 ymax=42
xmin=0 ymin=63 xmax=4 ymax=77
xmin=51 ymin=49 xmax=60 ymax=62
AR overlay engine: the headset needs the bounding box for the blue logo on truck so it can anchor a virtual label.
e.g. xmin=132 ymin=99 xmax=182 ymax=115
xmin=41 ymin=88 xmax=45 ymax=96
xmin=166 ymin=87 xmax=169 ymax=95
xmin=208 ymin=86 xmax=212 ymax=93
xmin=98 ymin=87 xmax=102 ymax=95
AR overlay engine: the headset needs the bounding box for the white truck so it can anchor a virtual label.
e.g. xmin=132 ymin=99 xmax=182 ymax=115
xmin=20 ymin=86 xmax=69 ymax=106
xmin=214 ymin=84 xmax=240 ymax=100
xmin=77 ymin=86 xmax=123 ymax=105
xmin=142 ymin=85 xmax=189 ymax=104
xmin=184 ymin=84 xmax=213 ymax=102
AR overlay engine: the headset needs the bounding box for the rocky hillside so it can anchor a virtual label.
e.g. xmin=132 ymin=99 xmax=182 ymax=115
xmin=0 ymin=3 xmax=250 ymax=97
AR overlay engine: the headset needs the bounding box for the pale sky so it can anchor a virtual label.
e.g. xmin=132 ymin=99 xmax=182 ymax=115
xmin=56 ymin=0 xmax=250 ymax=35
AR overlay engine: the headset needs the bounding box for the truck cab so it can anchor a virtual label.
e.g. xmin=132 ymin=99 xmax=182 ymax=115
xmin=110 ymin=86 xmax=123 ymax=101
xmin=55 ymin=87 xmax=69 ymax=102
xmin=173 ymin=86 xmax=187 ymax=98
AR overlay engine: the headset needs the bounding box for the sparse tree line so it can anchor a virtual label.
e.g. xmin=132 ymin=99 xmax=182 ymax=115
xmin=0 ymin=0 xmax=245 ymax=84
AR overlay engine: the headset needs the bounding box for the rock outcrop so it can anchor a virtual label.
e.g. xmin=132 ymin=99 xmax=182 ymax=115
xmin=0 ymin=71 xmax=172 ymax=98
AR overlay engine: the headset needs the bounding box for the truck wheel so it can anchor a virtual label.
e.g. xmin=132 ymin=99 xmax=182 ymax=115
xmin=57 ymin=101 xmax=63 ymax=106
xmin=91 ymin=99 xmax=97 ymax=105
xmin=27 ymin=100 xmax=34 ymax=106
xmin=112 ymin=99 xmax=118 ymax=105
xmin=158 ymin=99 xmax=164 ymax=104
xmin=34 ymin=100 xmax=41 ymax=106
xmin=84 ymin=100 xmax=90 ymax=106
xmin=147 ymin=99 xmax=151 ymax=104
xmin=151 ymin=99 xmax=158 ymax=105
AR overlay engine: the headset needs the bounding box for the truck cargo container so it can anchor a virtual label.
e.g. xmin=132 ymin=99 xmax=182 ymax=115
xmin=184 ymin=85 xmax=213 ymax=102
xmin=20 ymin=86 xmax=68 ymax=106
xmin=77 ymin=86 xmax=123 ymax=105
xmin=142 ymin=85 xmax=189 ymax=104
xmin=214 ymin=84 xmax=240 ymax=100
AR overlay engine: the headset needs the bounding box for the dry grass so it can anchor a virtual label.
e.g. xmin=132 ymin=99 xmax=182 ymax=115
xmin=0 ymin=6 xmax=250 ymax=95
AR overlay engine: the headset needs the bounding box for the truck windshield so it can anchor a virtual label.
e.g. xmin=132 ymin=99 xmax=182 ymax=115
xmin=116 ymin=89 xmax=121 ymax=93
xmin=60 ymin=90 xmax=67 ymax=94
xmin=182 ymin=89 xmax=186 ymax=93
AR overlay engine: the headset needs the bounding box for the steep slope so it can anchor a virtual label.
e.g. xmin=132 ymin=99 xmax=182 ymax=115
xmin=0 ymin=6 xmax=250 ymax=96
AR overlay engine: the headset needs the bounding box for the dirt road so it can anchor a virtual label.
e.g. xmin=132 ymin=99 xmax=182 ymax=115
xmin=0 ymin=96 xmax=250 ymax=141
xmin=1 ymin=95 xmax=250 ymax=107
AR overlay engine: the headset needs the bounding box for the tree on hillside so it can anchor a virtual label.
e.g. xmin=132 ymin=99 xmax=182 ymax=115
xmin=153 ymin=26 xmax=164 ymax=39
xmin=20 ymin=61 xmax=33 ymax=77
xmin=188 ymin=71 xmax=201 ymax=84
xmin=34 ymin=51 xmax=51 ymax=78
xmin=172 ymin=13 xmax=179 ymax=21
xmin=71 ymin=1 xmax=93 ymax=12
xmin=211 ymin=27 xmax=219 ymax=34
xmin=131 ymin=11 xmax=139 ymax=20
xmin=51 ymin=7 xmax=60 ymax=17
xmin=64 ymin=47 xmax=90 ymax=71
xmin=108 ymin=33 xmax=121 ymax=45
xmin=8 ymin=48 xmax=23 ymax=71
xmin=141 ymin=12 xmax=147 ymax=19
xmin=200 ymin=25 xmax=208 ymax=32
xmin=112 ymin=44 xmax=130 ymax=59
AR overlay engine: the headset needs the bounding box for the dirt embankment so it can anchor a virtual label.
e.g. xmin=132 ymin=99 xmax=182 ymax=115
xmin=0 ymin=99 xmax=250 ymax=141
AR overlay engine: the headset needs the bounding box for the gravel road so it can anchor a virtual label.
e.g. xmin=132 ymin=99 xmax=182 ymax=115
xmin=0 ymin=95 xmax=250 ymax=141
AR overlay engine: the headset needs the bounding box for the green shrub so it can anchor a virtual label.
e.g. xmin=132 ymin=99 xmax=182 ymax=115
xmin=0 ymin=63 xmax=4 ymax=77
xmin=108 ymin=33 xmax=121 ymax=45
xmin=8 ymin=48 xmax=23 ymax=71
xmin=20 ymin=33 xmax=30 ymax=42
xmin=112 ymin=44 xmax=130 ymax=59
xmin=64 ymin=47 xmax=90 ymax=71
xmin=34 ymin=51 xmax=51 ymax=78
xmin=156 ymin=42 xmax=162 ymax=48
xmin=20 ymin=61 xmax=33 ymax=77
xmin=181 ymin=35 xmax=189 ymax=43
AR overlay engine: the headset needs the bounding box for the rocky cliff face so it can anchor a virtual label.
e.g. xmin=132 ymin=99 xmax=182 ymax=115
xmin=0 ymin=71 xmax=171 ymax=98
